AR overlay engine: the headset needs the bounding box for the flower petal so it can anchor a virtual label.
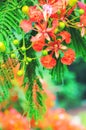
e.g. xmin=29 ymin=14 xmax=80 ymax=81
xmin=20 ymin=20 xmax=32 ymax=33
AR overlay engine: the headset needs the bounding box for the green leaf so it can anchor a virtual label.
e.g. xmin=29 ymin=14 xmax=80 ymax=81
xmin=50 ymin=58 xmax=68 ymax=84
xmin=69 ymin=28 xmax=86 ymax=61
xmin=36 ymin=92 xmax=43 ymax=106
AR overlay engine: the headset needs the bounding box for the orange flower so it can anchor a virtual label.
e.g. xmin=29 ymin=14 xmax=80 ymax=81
xmin=0 ymin=109 xmax=30 ymax=130
xmin=31 ymin=20 xmax=58 ymax=43
xmin=80 ymin=15 xmax=86 ymax=26
xmin=38 ymin=0 xmax=57 ymax=5
xmin=61 ymin=49 xmax=75 ymax=65
xmin=78 ymin=1 xmax=86 ymax=14
xmin=20 ymin=20 xmax=32 ymax=33
xmin=59 ymin=31 xmax=71 ymax=44
xmin=32 ymin=41 xmax=45 ymax=52
xmin=40 ymin=55 xmax=56 ymax=69
xmin=32 ymin=35 xmax=45 ymax=51
xmin=29 ymin=6 xmax=43 ymax=22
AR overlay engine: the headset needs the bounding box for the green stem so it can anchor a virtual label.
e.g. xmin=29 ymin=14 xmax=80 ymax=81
xmin=22 ymin=33 xmax=26 ymax=73
xmin=70 ymin=16 xmax=80 ymax=22
xmin=65 ymin=6 xmax=72 ymax=14
xmin=26 ymin=44 xmax=32 ymax=50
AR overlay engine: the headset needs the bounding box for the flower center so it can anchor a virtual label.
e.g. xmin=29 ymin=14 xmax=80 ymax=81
xmin=43 ymin=4 xmax=52 ymax=16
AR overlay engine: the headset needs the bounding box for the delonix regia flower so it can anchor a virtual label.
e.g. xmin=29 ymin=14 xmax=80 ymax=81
xmin=20 ymin=0 xmax=86 ymax=69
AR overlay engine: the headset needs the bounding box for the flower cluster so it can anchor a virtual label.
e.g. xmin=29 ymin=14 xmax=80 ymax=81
xmin=31 ymin=108 xmax=86 ymax=130
xmin=30 ymin=81 xmax=86 ymax=130
xmin=20 ymin=0 xmax=86 ymax=69
xmin=0 ymin=109 xmax=30 ymax=130
xmin=0 ymin=80 xmax=86 ymax=130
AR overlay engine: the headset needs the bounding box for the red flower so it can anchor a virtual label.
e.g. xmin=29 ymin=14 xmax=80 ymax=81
xmin=29 ymin=6 xmax=43 ymax=22
xmin=0 ymin=109 xmax=30 ymax=130
xmin=80 ymin=15 xmax=86 ymax=26
xmin=38 ymin=0 xmax=46 ymax=4
xmin=31 ymin=20 xmax=58 ymax=43
xmin=38 ymin=0 xmax=57 ymax=5
xmin=32 ymin=40 xmax=45 ymax=52
xmin=59 ymin=31 xmax=71 ymax=44
xmin=78 ymin=1 xmax=86 ymax=14
xmin=67 ymin=5 xmax=76 ymax=16
xmin=40 ymin=55 xmax=56 ymax=69
xmin=39 ymin=0 xmax=68 ymax=20
xmin=31 ymin=34 xmax=45 ymax=51
xmin=20 ymin=20 xmax=32 ymax=33
xmin=61 ymin=49 xmax=75 ymax=65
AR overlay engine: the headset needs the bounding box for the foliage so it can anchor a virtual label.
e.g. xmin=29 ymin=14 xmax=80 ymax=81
xmin=0 ymin=0 xmax=45 ymax=119
xmin=57 ymin=71 xmax=83 ymax=109
xmin=0 ymin=89 xmax=86 ymax=130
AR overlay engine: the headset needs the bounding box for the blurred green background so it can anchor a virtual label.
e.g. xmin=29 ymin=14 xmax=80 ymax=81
xmin=56 ymin=58 xmax=86 ymax=126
